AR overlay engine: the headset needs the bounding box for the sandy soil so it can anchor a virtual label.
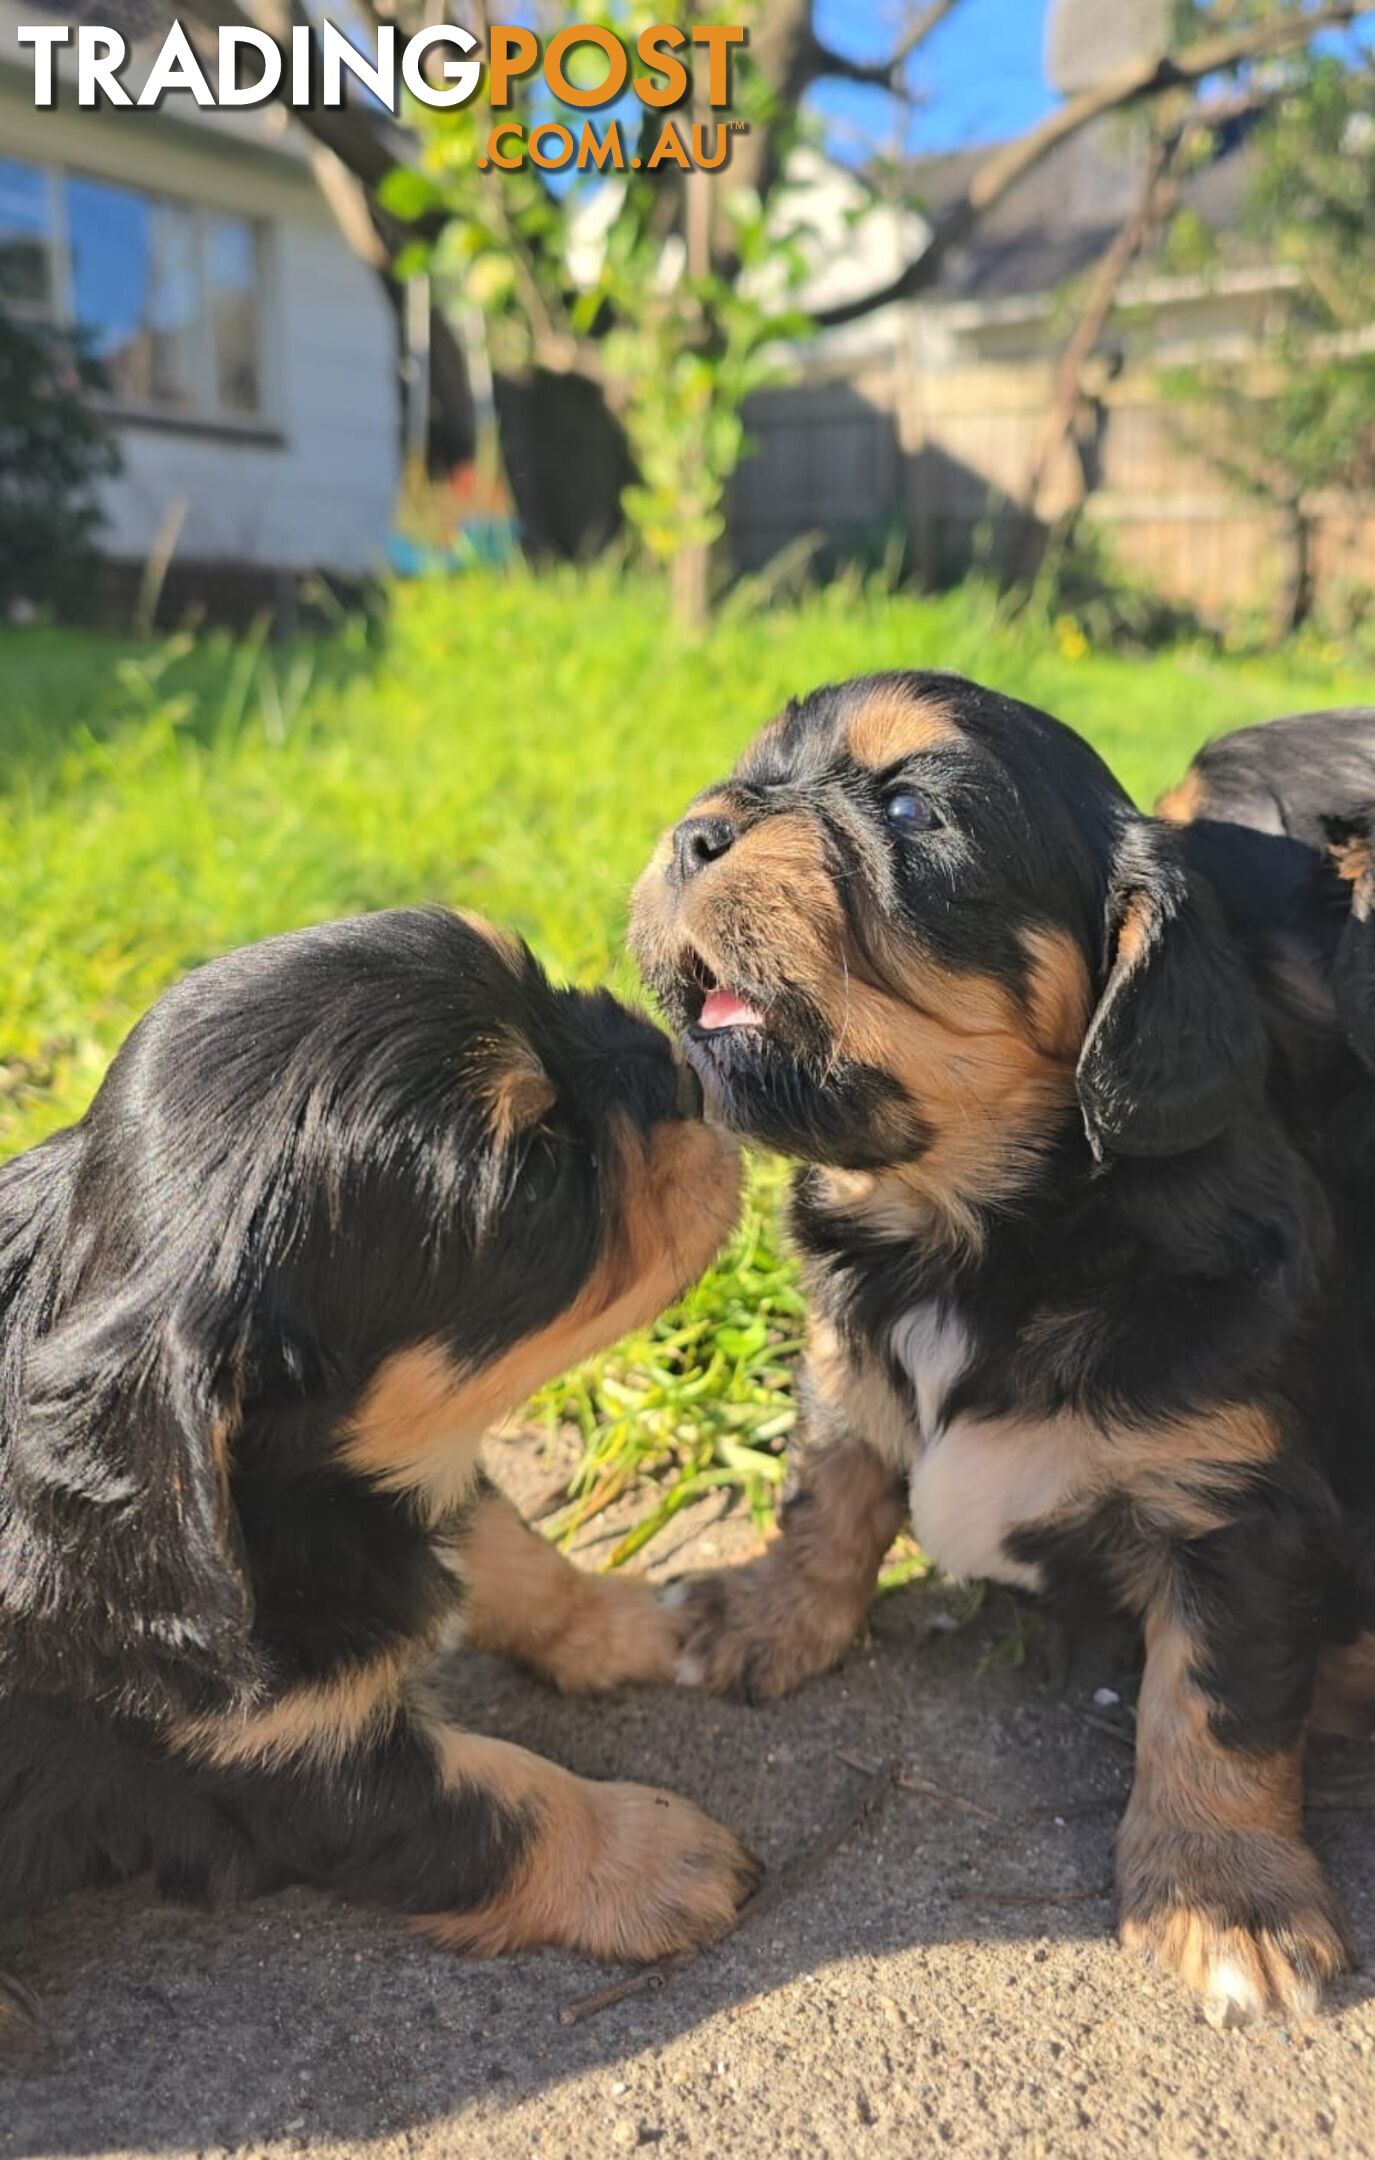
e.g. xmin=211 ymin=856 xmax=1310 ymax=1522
xmin=4 ymin=1437 xmax=1374 ymax=2160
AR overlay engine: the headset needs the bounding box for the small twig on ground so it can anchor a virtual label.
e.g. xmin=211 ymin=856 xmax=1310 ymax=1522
xmin=1068 ymin=1708 xmax=1138 ymax=1753
xmin=895 ymin=1769 xmax=1004 ymax=1825
xmin=558 ymin=1758 xmax=900 ymax=2028
xmin=837 ymin=1748 xmax=1005 ymax=1825
xmin=948 ymin=1882 xmax=1113 ymax=1907
xmin=557 ymin=1948 xmax=696 ymax=2027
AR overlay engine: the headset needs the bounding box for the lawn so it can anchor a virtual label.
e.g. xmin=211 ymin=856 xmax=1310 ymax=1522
xmin=4 ymin=568 xmax=1373 ymax=1553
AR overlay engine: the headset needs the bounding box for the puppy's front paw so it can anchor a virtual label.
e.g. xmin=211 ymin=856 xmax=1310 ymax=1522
xmin=662 ymin=1558 xmax=860 ymax=1703
xmin=537 ymin=1573 xmax=680 ymax=1694
xmin=580 ymin=1782 xmax=761 ymax=1960
xmin=421 ymin=1777 xmax=758 ymax=1962
xmin=1119 ymin=1832 xmax=1355 ymax=2026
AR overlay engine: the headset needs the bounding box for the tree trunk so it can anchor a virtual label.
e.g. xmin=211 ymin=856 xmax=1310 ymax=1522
xmin=1274 ymin=497 xmax=1314 ymax=640
xmin=493 ymin=370 xmax=633 ymax=561
xmin=670 ymin=542 xmax=711 ymax=635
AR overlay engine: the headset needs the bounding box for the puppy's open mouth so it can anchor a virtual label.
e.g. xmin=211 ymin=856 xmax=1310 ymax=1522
xmin=683 ymin=951 xmax=767 ymax=1035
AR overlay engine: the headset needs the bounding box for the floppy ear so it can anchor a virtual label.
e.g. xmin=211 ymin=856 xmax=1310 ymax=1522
xmin=1327 ymin=813 xmax=1375 ymax=1076
xmin=484 ymin=1034 xmax=557 ymax=1149
xmin=14 ymin=1284 xmax=259 ymax=1716
xmin=1076 ymin=821 xmax=1268 ymax=1161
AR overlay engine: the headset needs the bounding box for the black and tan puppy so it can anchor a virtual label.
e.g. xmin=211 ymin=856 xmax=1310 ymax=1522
xmin=0 ymin=906 xmax=752 ymax=2022
xmin=633 ymin=674 xmax=1375 ymax=2026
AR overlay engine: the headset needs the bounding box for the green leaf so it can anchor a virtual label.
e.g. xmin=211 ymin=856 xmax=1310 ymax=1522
xmin=375 ymin=166 xmax=445 ymax=222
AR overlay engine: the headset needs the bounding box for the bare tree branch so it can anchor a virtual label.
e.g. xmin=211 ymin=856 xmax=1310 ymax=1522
xmin=178 ymin=0 xmax=408 ymax=191
xmin=1013 ymin=123 xmax=1183 ymax=580
xmin=809 ymin=0 xmax=965 ymax=91
xmin=816 ymin=0 xmax=1375 ymax=329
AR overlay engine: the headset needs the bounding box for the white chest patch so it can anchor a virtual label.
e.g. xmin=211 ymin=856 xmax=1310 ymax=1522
xmin=888 ymin=1302 xmax=971 ymax=1445
xmin=889 ymin=1301 xmax=1087 ymax=1591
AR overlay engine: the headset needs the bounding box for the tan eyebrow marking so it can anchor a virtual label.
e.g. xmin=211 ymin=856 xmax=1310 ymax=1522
xmin=845 ymin=692 xmax=959 ymax=770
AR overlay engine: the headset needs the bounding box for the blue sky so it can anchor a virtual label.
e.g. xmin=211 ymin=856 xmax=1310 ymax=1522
xmin=806 ymin=0 xmax=1375 ymax=160
xmin=810 ymin=0 xmax=1056 ymax=157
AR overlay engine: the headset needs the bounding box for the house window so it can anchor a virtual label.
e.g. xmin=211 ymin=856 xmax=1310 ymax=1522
xmin=0 ymin=155 xmax=267 ymax=426
xmin=0 ymin=158 xmax=55 ymax=311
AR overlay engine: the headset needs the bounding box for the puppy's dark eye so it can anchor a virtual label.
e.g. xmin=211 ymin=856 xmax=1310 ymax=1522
xmin=884 ymin=788 xmax=939 ymax=833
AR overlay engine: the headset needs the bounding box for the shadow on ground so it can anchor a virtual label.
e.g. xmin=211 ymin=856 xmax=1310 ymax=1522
xmin=4 ymin=1465 xmax=1375 ymax=2160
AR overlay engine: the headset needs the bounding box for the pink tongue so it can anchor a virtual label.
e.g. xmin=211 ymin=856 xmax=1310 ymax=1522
xmin=700 ymin=987 xmax=766 ymax=1031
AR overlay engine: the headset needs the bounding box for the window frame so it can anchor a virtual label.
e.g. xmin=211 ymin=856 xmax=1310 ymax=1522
xmin=0 ymin=151 xmax=278 ymax=436
xmin=0 ymin=158 xmax=64 ymax=322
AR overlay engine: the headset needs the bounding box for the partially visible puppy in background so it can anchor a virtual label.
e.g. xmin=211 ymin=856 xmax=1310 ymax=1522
xmin=0 ymin=907 xmax=752 ymax=2026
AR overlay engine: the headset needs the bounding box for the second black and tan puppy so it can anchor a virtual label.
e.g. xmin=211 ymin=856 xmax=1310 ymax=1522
xmin=633 ymin=674 xmax=1375 ymax=2026
xmin=0 ymin=907 xmax=751 ymax=2021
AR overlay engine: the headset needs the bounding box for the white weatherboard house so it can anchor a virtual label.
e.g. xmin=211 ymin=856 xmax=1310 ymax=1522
xmin=0 ymin=1 xmax=400 ymax=609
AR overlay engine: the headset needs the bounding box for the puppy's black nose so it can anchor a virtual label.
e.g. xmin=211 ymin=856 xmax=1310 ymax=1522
xmin=673 ymin=813 xmax=736 ymax=883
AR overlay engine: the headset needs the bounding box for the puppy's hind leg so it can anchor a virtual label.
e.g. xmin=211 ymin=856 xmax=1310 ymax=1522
xmin=443 ymin=1475 xmax=682 ymax=1692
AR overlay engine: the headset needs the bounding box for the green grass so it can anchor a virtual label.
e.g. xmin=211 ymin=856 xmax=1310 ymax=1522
xmin=4 ymin=568 xmax=1373 ymax=1557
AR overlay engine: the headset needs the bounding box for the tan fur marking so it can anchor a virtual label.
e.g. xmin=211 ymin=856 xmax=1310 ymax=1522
xmin=1020 ymin=925 xmax=1094 ymax=1058
xmin=445 ymin=1490 xmax=679 ymax=1691
xmin=681 ymin=812 xmax=843 ymax=1008
xmin=664 ymin=798 xmax=1085 ymax=1252
xmin=342 ymin=1118 xmax=739 ymax=1512
xmin=1107 ymin=1403 xmax=1279 ymax=1523
xmin=1155 ymin=768 xmax=1207 ymax=825
xmin=1118 ymin=1609 xmax=1353 ymax=2022
xmin=174 ymin=1653 xmax=407 ymax=1771
xmin=416 ymin=1730 xmax=756 ymax=1960
xmin=845 ymin=691 xmax=958 ymax=769
xmin=813 ymin=970 xmax=1079 ymax=1254
xmin=838 ymin=973 xmax=1078 ymax=1245
xmin=1128 ymin=1616 xmax=1302 ymax=1840
xmin=341 ymin=1342 xmax=491 ymax=1513
xmin=486 ymin=1039 xmax=556 ymax=1147
xmin=1112 ymin=890 xmax=1156 ymax=973
xmin=634 ymin=751 xmax=1109 ymax=1259
xmin=1330 ymin=830 xmax=1373 ymax=889
xmin=684 ymin=791 xmax=737 ymax=825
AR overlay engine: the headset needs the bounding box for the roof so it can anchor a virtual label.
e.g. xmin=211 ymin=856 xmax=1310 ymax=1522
xmin=901 ymin=115 xmax=1262 ymax=306
xmin=0 ymin=0 xmax=314 ymax=162
xmin=19 ymin=0 xmax=169 ymax=40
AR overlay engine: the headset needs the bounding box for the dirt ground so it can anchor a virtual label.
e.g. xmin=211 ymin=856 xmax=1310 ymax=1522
xmin=4 ymin=1436 xmax=1375 ymax=2160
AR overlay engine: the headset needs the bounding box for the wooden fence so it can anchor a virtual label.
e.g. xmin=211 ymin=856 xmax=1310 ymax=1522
xmin=727 ymin=355 xmax=1375 ymax=627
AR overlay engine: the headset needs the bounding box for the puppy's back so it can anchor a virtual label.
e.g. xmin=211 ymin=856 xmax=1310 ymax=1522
xmin=1159 ymin=706 xmax=1375 ymax=849
xmin=1159 ymin=704 xmax=1375 ymax=1108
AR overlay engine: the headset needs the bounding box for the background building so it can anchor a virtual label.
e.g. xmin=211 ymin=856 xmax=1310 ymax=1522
xmin=0 ymin=0 xmax=400 ymax=615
